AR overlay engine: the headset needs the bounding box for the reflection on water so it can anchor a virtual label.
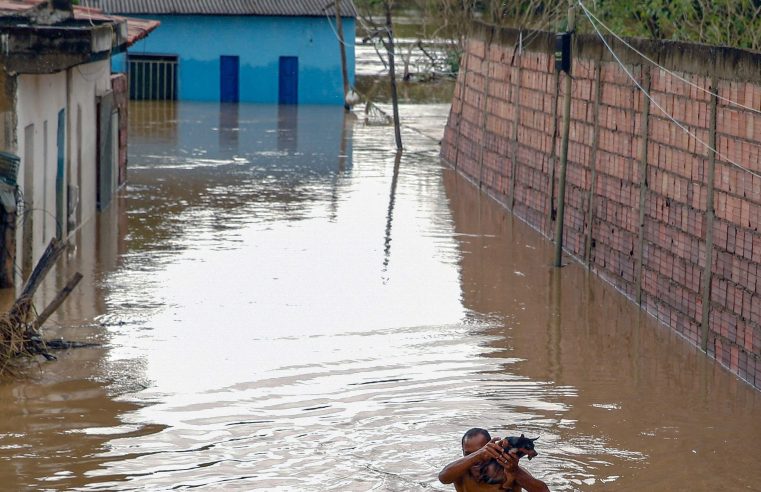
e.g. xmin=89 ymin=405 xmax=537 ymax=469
xmin=0 ymin=101 xmax=759 ymax=491
xmin=446 ymin=170 xmax=761 ymax=490
xmin=130 ymin=101 xmax=178 ymax=143
xmin=219 ymin=103 xmax=239 ymax=150
xmin=277 ymin=105 xmax=298 ymax=153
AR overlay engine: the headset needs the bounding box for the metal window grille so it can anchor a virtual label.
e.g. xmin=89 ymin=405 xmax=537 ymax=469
xmin=128 ymin=54 xmax=178 ymax=101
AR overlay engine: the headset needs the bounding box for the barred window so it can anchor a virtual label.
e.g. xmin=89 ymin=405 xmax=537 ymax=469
xmin=128 ymin=53 xmax=178 ymax=101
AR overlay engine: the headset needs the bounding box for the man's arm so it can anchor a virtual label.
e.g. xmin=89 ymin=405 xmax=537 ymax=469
xmin=438 ymin=439 xmax=509 ymax=484
xmin=438 ymin=452 xmax=481 ymax=485
xmin=513 ymin=465 xmax=549 ymax=492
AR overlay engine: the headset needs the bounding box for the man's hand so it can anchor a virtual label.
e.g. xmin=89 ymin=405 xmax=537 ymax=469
xmin=477 ymin=438 xmax=511 ymax=467
xmin=502 ymin=447 xmax=520 ymax=473
xmin=438 ymin=437 xmax=510 ymax=484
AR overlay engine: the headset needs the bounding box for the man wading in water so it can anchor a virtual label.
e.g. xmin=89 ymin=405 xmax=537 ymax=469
xmin=438 ymin=428 xmax=550 ymax=492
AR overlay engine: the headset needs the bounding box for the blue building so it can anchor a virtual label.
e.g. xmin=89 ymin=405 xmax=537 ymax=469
xmin=99 ymin=0 xmax=356 ymax=104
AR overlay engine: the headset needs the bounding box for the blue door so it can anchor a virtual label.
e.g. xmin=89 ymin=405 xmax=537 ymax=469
xmin=279 ymin=56 xmax=298 ymax=105
xmin=220 ymin=55 xmax=239 ymax=103
xmin=56 ymin=108 xmax=65 ymax=238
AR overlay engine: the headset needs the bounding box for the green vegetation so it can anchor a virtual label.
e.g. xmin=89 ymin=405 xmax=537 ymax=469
xmin=590 ymin=0 xmax=761 ymax=51
xmin=355 ymin=0 xmax=761 ymax=52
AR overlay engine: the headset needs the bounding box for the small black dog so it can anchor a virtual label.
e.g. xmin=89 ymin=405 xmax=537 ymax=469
xmin=479 ymin=434 xmax=539 ymax=486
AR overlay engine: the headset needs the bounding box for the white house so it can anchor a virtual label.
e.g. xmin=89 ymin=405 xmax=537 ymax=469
xmin=0 ymin=0 xmax=158 ymax=286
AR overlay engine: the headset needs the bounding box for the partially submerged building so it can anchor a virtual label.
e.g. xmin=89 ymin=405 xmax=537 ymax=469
xmin=0 ymin=0 xmax=158 ymax=287
xmin=96 ymin=0 xmax=356 ymax=104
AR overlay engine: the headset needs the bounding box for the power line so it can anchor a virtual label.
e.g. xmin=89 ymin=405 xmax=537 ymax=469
xmin=322 ymin=4 xmax=354 ymax=49
xmin=577 ymin=0 xmax=761 ymax=117
xmin=579 ymin=0 xmax=761 ymax=181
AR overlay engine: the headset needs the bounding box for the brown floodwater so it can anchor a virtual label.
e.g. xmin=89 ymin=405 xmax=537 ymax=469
xmin=0 ymin=101 xmax=759 ymax=491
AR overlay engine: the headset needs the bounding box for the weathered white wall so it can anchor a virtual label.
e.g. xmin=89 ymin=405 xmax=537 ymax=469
xmin=15 ymin=59 xmax=113 ymax=277
xmin=68 ymin=60 xmax=112 ymax=231
xmin=16 ymin=70 xmax=66 ymax=273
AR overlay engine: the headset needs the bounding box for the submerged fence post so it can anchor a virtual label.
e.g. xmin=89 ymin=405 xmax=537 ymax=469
xmin=553 ymin=0 xmax=575 ymax=267
xmin=700 ymin=76 xmax=719 ymax=352
xmin=548 ymin=267 xmax=563 ymax=383
xmin=635 ymin=67 xmax=652 ymax=305
xmin=583 ymin=61 xmax=602 ymax=266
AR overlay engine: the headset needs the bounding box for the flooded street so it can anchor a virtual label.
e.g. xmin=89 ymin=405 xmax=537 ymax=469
xmin=1 ymin=100 xmax=760 ymax=491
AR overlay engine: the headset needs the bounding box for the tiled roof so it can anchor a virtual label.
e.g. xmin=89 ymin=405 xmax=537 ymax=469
xmin=0 ymin=0 xmax=160 ymax=47
xmin=93 ymin=0 xmax=357 ymax=17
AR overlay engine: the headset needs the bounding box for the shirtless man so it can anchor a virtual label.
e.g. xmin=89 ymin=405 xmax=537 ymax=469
xmin=438 ymin=428 xmax=550 ymax=492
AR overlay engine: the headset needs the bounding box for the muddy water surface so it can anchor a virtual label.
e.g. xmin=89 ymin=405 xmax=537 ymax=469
xmin=0 ymin=101 xmax=760 ymax=491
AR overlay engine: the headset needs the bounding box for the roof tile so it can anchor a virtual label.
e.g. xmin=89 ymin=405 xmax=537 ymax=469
xmin=93 ymin=0 xmax=357 ymax=17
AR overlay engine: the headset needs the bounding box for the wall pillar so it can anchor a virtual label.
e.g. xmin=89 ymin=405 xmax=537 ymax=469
xmin=508 ymin=53 xmax=523 ymax=210
xmin=635 ymin=67 xmax=652 ymax=305
xmin=453 ymin=46 xmax=472 ymax=171
xmin=700 ymin=76 xmax=719 ymax=351
xmin=583 ymin=61 xmax=602 ymax=265
xmin=478 ymin=34 xmax=493 ymax=189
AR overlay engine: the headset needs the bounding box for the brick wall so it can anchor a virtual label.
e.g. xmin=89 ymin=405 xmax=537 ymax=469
xmin=441 ymin=23 xmax=761 ymax=390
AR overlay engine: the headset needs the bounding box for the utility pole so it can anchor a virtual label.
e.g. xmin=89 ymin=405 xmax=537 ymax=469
xmin=384 ymin=0 xmax=403 ymax=150
xmin=334 ymin=0 xmax=350 ymax=110
xmin=553 ymin=0 xmax=575 ymax=267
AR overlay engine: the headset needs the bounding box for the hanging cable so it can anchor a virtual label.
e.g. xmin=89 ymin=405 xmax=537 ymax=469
xmin=579 ymin=1 xmax=761 ymax=181
xmin=81 ymin=0 xmax=96 ymax=27
xmin=578 ymin=0 xmax=761 ymax=116
xmin=322 ymin=1 xmax=353 ymax=48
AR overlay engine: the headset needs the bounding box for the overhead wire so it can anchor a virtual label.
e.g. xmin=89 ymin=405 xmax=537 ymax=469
xmin=578 ymin=1 xmax=761 ymax=116
xmin=578 ymin=0 xmax=761 ymax=181
xmin=81 ymin=0 xmax=96 ymax=27
xmin=322 ymin=1 xmax=354 ymax=48
xmin=347 ymin=0 xmax=376 ymax=37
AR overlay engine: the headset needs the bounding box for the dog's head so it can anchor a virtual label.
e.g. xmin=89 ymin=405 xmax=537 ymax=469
xmin=505 ymin=434 xmax=539 ymax=460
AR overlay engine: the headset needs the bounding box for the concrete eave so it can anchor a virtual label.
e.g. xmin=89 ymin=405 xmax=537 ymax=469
xmin=0 ymin=21 xmax=122 ymax=73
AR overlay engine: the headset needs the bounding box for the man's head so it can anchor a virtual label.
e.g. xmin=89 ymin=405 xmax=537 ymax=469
xmin=479 ymin=435 xmax=540 ymax=485
xmin=461 ymin=428 xmax=491 ymax=479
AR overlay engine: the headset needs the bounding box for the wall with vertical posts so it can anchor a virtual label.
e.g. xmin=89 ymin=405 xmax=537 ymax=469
xmin=441 ymin=22 xmax=761 ymax=390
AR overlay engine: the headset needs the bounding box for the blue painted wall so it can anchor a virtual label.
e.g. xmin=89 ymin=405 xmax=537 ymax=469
xmin=114 ymin=15 xmax=356 ymax=104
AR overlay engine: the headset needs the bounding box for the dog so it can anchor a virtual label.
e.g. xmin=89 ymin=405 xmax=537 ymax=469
xmin=479 ymin=434 xmax=539 ymax=486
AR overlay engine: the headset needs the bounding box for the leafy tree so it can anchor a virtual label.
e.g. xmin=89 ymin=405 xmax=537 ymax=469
xmin=516 ymin=0 xmax=761 ymax=51
xmin=369 ymin=0 xmax=761 ymax=52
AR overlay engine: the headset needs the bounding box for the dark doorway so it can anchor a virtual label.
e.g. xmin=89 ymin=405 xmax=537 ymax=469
xmin=278 ymin=56 xmax=298 ymax=105
xmin=55 ymin=108 xmax=65 ymax=238
xmin=220 ymin=55 xmax=240 ymax=103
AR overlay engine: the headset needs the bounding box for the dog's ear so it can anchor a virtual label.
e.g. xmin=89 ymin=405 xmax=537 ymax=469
xmin=520 ymin=433 xmax=525 ymax=438
xmin=530 ymin=436 xmax=539 ymax=442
